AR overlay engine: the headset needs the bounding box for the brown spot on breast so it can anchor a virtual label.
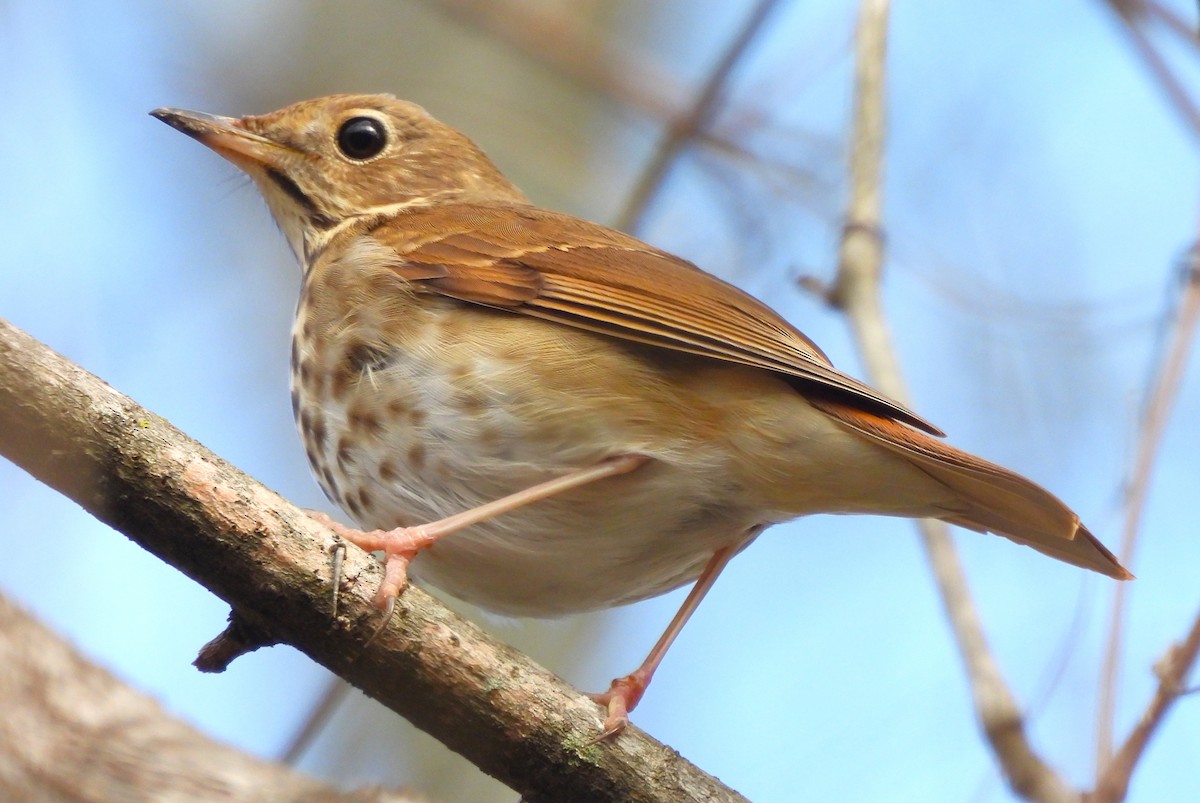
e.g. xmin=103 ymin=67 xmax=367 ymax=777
xmin=357 ymin=488 xmax=373 ymax=512
xmin=348 ymin=406 xmax=382 ymax=435
xmin=407 ymin=443 xmax=425 ymax=469
xmin=378 ymin=459 xmax=400 ymax=482
xmin=457 ymin=392 xmax=487 ymax=415
xmin=386 ymin=397 xmax=407 ymax=418
xmin=297 ymin=358 xmax=314 ymax=388
xmin=436 ymin=310 xmax=469 ymax=339
xmin=320 ymin=465 xmax=339 ymax=496
xmin=345 ymin=340 xmax=391 ymax=373
xmin=478 ymin=426 xmax=500 ymax=448
xmin=336 ymin=436 xmax=354 ymax=468
xmin=330 ymin=363 xmax=353 ymax=401
xmin=310 ymin=413 xmax=328 ymax=453
xmin=409 ymin=408 xmax=427 ymax=427
xmin=343 ymin=491 xmax=364 ymax=519
xmin=329 ymin=342 xmax=393 ymax=402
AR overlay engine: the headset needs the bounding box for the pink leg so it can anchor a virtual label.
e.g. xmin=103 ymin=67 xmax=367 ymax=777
xmin=589 ymin=539 xmax=744 ymax=740
xmin=319 ymin=454 xmax=648 ymax=616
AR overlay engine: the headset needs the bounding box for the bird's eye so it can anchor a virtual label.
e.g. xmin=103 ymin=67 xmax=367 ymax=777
xmin=336 ymin=116 xmax=388 ymax=160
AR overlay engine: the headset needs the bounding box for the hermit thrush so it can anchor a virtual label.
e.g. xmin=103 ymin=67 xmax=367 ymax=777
xmin=152 ymin=94 xmax=1130 ymax=737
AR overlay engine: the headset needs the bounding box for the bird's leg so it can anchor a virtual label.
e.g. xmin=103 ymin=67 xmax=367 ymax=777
xmin=589 ymin=535 xmax=747 ymax=740
xmin=320 ymin=454 xmax=649 ymax=620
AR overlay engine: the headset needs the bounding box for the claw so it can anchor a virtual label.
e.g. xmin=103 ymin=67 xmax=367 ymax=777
xmin=365 ymin=594 xmax=397 ymax=646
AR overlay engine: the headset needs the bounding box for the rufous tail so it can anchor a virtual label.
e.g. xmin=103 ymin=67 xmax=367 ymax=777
xmin=810 ymin=398 xmax=1132 ymax=580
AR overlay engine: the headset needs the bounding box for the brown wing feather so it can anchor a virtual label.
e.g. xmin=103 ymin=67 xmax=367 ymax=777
xmin=370 ymin=202 xmax=943 ymax=435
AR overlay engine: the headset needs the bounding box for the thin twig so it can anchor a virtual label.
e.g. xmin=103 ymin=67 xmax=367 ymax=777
xmin=431 ymin=0 xmax=684 ymax=121
xmin=280 ymin=676 xmax=353 ymax=766
xmin=616 ymin=0 xmax=786 ymax=231
xmin=435 ymin=0 xmax=837 ymax=222
xmin=1097 ymin=249 xmax=1200 ymax=770
xmin=1095 ymin=0 xmax=1200 ymax=770
xmin=1095 ymin=607 xmax=1200 ymax=802
xmin=826 ymin=1 xmax=1074 ymax=800
xmin=1107 ymin=4 xmax=1200 ymax=141
xmin=1145 ymin=0 xmax=1200 ymax=41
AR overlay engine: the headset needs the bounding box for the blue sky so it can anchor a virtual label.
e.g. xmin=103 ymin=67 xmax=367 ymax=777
xmin=1 ymin=2 xmax=1197 ymax=800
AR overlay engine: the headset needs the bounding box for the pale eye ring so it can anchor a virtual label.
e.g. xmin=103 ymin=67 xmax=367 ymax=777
xmin=337 ymin=116 xmax=387 ymax=160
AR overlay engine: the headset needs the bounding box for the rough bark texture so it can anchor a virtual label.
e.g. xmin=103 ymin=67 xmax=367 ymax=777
xmin=0 ymin=317 xmax=746 ymax=803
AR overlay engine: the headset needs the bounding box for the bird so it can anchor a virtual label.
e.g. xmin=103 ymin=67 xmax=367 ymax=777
xmin=151 ymin=94 xmax=1130 ymax=737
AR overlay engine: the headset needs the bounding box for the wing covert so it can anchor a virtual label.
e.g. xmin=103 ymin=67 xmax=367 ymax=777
xmin=369 ymin=202 xmax=942 ymax=435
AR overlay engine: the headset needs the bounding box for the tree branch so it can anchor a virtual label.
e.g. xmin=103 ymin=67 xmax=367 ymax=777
xmin=1096 ymin=1 xmax=1200 ymax=773
xmin=431 ymin=0 xmax=685 ymax=121
xmin=822 ymin=2 xmax=1075 ymax=800
xmin=1105 ymin=1 xmax=1200 ymax=143
xmin=1095 ymin=606 xmax=1200 ymax=802
xmin=0 ymin=593 xmax=424 ymax=802
xmin=615 ymin=0 xmax=786 ymax=231
xmin=1097 ymin=246 xmax=1200 ymax=775
xmin=0 ymin=317 xmax=746 ymax=803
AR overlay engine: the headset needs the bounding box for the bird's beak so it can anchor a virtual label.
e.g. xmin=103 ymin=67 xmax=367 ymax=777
xmin=151 ymin=107 xmax=291 ymax=172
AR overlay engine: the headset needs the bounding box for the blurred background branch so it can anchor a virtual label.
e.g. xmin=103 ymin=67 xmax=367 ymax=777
xmin=613 ymin=0 xmax=785 ymax=231
xmin=825 ymin=2 xmax=1073 ymax=800
xmin=0 ymin=594 xmax=425 ymax=803
xmin=1096 ymin=2 xmax=1200 ymax=790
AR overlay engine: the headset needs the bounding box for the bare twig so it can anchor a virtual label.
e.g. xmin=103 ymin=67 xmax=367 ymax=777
xmin=1095 ymin=607 xmax=1200 ymax=802
xmin=0 ymin=318 xmax=746 ymax=803
xmin=824 ymin=2 xmax=1075 ymax=800
xmin=1105 ymin=2 xmax=1200 ymax=141
xmin=281 ymin=676 xmax=354 ymax=765
xmin=435 ymin=0 xmax=838 ymax=223
xmin=616 ymin=0 xmax=786 ymax=231
xmin=1109 ymin=0 xmax=1200 ymax=41
xmin=1096 ymin=0 xmax=1200 ymax=773
xmin=1104 ymin=0 xmax=1148 ymax=21
xmin=431 ymin=0 xmax=684 ymax=121
xmin=1144 ymin=0 xmax=1200 ymax=41
xmin=1096 ymin=250 xmax=1200 ymax=769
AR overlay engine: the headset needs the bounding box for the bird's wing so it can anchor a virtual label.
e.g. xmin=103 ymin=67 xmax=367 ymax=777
xmin=370 ymin=202 xmax=941 ymax=435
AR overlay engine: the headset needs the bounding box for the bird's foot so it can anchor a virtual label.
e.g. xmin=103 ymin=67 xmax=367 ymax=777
xmin=587 ymin=669 xmax=650 ymax=743
xmin=311 ymin=511 xmax=439 ymax=637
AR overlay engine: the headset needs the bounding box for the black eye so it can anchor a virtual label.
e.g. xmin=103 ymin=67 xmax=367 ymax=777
xmin=336 ymin=116 xmax=387 ymax=160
